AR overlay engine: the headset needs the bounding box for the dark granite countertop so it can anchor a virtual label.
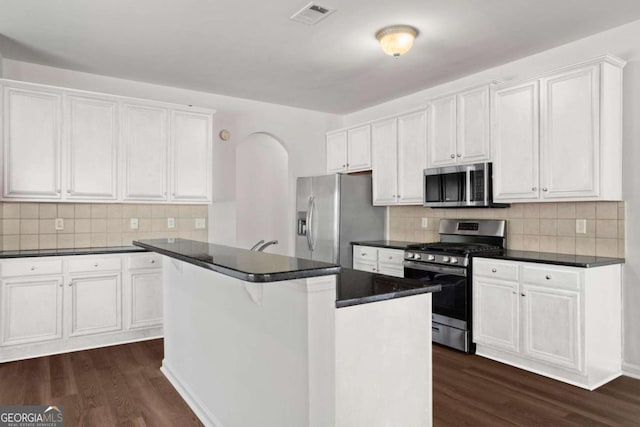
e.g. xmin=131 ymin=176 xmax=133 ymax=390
xmin=0 ymin=246 xmax=147 ymax=259
xmin=336 ymin=268 xmax=441 ymax=308
xmin=351 ymin=240 xmax=421 ymax=250
xmin=474 ymin=250 xmax=625 ymax=268
xmin=134 ymin=238 xmax=340 ymax=282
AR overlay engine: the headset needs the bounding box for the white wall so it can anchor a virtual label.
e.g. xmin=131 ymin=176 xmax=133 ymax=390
xmin=1 ymin=58 xmax=342 ymax=254
xmin=342 ymin=18 xmax=640 ymax=376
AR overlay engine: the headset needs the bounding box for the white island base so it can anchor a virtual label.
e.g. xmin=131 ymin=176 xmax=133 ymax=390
xmin=161 ymin=258 xmax=432 ymax=427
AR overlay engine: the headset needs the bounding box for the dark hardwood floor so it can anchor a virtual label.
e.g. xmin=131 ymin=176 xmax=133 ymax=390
xmin=1 ymin=340 xmax=639 ymax=426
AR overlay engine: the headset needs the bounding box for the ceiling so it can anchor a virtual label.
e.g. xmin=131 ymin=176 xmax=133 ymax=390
xmin=1 ymin=0 xmax=640 ymax=114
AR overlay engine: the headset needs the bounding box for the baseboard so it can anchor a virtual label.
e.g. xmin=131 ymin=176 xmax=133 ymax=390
xmin=622 ymin=362 xmax=640 ymax=380
xmin=0 ymin=329 xmax=163 ymax=363
xmin=161 ymin=361 xmax=224 ymax=427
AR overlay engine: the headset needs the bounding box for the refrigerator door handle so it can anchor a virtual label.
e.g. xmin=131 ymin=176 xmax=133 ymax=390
xmin=307 ymin=196 xmax=316 ymax=251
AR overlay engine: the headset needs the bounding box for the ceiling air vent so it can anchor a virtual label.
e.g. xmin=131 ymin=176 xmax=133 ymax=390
xmin=290 ymin=2 xmax=336 ymax=25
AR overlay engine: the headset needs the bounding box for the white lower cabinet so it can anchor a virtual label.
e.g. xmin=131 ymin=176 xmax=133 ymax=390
xmin=1 ymin=276 xmax=63 ymax=346
xmin=352 ymin=245 xmax=404 ymax=278
xmin=473 ymin=257 xmax=621 ymax=390
xmin=69 ymin=273 xmax=122 ymax=337
xmin=0 ymin=253 xmax=163 ymax=363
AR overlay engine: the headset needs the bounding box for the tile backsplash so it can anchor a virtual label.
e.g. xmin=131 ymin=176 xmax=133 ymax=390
xmin=0 ymin=202 xmax=209 ymax=251
xmin=388 ymin=201 xmax=625 ymax=258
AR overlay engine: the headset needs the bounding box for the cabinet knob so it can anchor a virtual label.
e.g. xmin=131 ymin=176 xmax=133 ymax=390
xmin=361 ymin=252 xmax=367 ymax=256
xmin=59 ymin=283 xmax=63 ymax=288
xmin=456 ymin=154 xmax=461 ymax=158
xmin=346 ymin=163 xmax=349 ymax=167
xmin=30 ymin=266 xmax=36 ymax=271
xmin=94 ymin=263 xmax=99 ymax=267
xmin=151 ymin=259 xmax=156 ymax=264
xmin=491 ymin=268 xmax=497 ymax=273
xmin=512 ymin=291 xmax=517 ymax=295
xmin=342 ymin=164 xmax=346 ymax=168
xmin=68 ymin=282 xmax=73 ymax=287
xmin=542 ymin=188 xmax=548 ymax=192
xmin=545 ymin=275 xmax=551 ymax=280
xmin=372 ymin=268 xmax=377 ymax=272
xmin=388 ymin=256 xmax=393 ymax=260
xmin=521 ymin=293 xmax=526 ymax=297
xmin=450 ymin=154 xmax=455 ymax=159
xmin=397 ymin=194 xmax=401 ymax=198
xmin=532 ymin=187 xmax=537 ymax=191
xmin=67 ymin=190 xmax=71 ymax=194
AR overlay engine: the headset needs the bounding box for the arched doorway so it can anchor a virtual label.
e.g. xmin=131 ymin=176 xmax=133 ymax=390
xmin=235 ymin=132 xmax=289 ymax=255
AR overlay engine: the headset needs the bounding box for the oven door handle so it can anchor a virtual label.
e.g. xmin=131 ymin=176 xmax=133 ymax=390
xmin=403 ymin=260 xmax=467 ymax=277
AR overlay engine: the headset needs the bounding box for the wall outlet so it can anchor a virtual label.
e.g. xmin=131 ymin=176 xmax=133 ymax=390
xmin=421 ymin=217 xmax=429 ymax=229
xmin=167 ymin=217 xmax=175 ymax=229
xmin=55 ymin=218 xmax=64 ymax=231
xmin=576 ymin=219 xmax=587 ymax=234
xmin=130 ymin=218 xmax=139 ymax=230
xmin=195 ymin=218 xmax=206 ymax=229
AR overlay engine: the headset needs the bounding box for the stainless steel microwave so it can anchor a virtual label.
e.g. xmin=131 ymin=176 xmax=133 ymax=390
xmin=423 ymin=162 xmax=508 ymax=208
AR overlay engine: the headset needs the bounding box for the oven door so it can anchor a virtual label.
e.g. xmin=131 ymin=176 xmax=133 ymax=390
xmin=404 ymin=260 xmax=472 ymax=352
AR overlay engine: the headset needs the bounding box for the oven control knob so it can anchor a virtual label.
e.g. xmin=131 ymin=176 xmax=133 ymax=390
xmin=406 ymin=252 xmax=414 ymax=259
xmin=442 ymin=256 xmax=450 ymax=263
xmin=414 ymin=253 xmax=421 ymax=260
xmin=427 ymin=255 xmax=436 ymax=261
xmin=449 ymin=257 xmax=458 ymax=264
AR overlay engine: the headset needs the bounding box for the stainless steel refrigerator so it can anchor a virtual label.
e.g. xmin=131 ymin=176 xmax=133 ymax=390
xmin=295 ymin=174 xmax=385 ymax=268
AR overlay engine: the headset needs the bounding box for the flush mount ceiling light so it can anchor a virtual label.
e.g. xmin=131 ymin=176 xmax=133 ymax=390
xmin=375 ymin=25 xmax=419 ymax=57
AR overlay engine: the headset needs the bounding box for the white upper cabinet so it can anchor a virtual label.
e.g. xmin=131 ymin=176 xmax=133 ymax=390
xmin=457 ymin=85 xmax=491 ymax=163
xmin=372 ymin=110 xmax=427 ymax=206
xmin=3 ymin=84 xmax=62 ymax=199
xmin=540 ymin=65 xmax=600 ymax=199
xmin=492 ymin=81 xmax=540 ymax=201
xmin=326 ymin=131 xmax=348 ymax=173
xmin=65 ymin=94 xmax=119 ymax=200
xmin=493 ymin=56 xmax=624 ymax=203
xmin=326 ymin=125 xmax=371 ymax=173
xmin=346 ymin=125 xmax=372 ymax=172
xmin=371 ymin=118 xmax=398 ymax=205
xmin=397 ymin=110 xmax=428 ymax=204
xmin=427 ymin=85 xmax=491 ymax=168
xmin=427 ymin=95 xmax=457 ymax=167
xmin=170 ymin=109 xmax=212 ymax=202
xmin=0 ymin=79 xmax=214 ymax=204
xmin=121 ymin=102 xmax=169 ymax=201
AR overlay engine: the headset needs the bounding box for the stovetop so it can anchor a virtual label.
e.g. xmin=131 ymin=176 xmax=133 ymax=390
xmin=406 ymin=242 xmax=503 ymax=256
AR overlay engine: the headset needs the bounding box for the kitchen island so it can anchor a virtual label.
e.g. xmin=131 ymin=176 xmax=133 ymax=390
xmin=134 ymin=238 xmax=440 ymax=427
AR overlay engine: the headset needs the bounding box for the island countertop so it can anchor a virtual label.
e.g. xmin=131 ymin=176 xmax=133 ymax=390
xmin=134 ymin=238 xmax=341 ymax=282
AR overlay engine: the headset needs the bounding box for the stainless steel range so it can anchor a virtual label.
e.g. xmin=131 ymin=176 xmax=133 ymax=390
xmin=403 ymin=219 xmax=506 ymax=353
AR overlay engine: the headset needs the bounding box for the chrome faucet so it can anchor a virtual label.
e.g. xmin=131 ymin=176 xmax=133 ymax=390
xmin=257 ymin=240 xmax=278 ymax=252
xmin=249 ymin=240 xmax=265 ymax=251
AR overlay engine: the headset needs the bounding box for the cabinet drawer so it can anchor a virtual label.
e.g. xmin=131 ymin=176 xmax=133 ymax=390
xmin=0 ymin=259 xmax=63 ymax=277
xmin=378 ymin=249 xmax=404 ymax=266
xmin=353 ymin=246 xmax=377 ymax=262
xmin=68 ymin=257 xmax=122 ymax=273
xmin=522 ymin=265 xmax=580 ymax=290
xmin=473 ymin=258 xmax=519 ymax=281
xmin=353 ymin=259 xmax=377 ymax=273
xmin=129 ymin=253 xmax=163 ymax=270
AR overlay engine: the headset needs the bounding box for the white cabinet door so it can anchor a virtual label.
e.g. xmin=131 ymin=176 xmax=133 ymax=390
xmin=3 ymin=85 xmax=62 ymax=199
xmin=347 ymin=125 xmax=371 ymax=172
xmin=65 ymin=94 xmax=118 ymax=200
xmin=122 ymin=103 xmax=169 ymax=201
xmin=371 ymin=118 xmax=398 ymax=205
xmin=540 ymin=65 xmax=600 ymax=199
xmin=70 ymin=274 xmax=122 ymax=337
xmin=397 ymin=110 xmax=427 ymax=204
xmin=129 ymin=271 xmax=163 ymax=329
xmin=1 ymin=277 xmax=63 ymax=346
xmin=492 ymin=81 xmax=540 ymax=201
xmin=457 ymin=86 xmax=490 ymax=164
xmin=521 ymin=284 xmax=582 ymax=372
xmin=473 ymin=277 xmax=520 ymax=352
xmin=170 ymin=110 xmax=212 ymax=202
xmin=326 ymin=131 xmax=347 ymax=173
xmin=427 ymin=95 xmax=457 ymax=167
